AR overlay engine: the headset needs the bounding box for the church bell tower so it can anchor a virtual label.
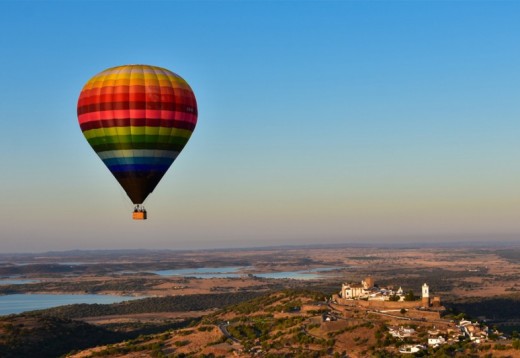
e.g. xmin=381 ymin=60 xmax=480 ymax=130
xmin=422 ymin=283 xmax=430 ymax=307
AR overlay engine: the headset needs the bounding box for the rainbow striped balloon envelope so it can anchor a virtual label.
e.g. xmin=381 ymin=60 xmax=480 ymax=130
xmin=77 ymin=65 xmax=197 ymax=216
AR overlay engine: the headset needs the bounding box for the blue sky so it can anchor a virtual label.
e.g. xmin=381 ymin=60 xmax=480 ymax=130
xmin=1 ymin=1 xmax=519 ymax=252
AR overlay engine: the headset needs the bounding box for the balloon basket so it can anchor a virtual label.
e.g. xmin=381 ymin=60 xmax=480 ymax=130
xmin=132 ymin=211 xmax=147 ymax=220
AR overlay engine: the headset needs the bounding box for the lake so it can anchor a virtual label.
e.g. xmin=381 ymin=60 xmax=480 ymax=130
xmin=0 ymin=294 xmax=140 ymax=316
xmin=152 ymin=266 xmax=344 ymax=280
xmin=254 ymin=267 xmax=344 ymax=280
xmin=0 ymin=266 xmax=344 ymax=315
xmin=152 ymin=266 xmax=245 ymax=278
xmin=0 ymin=279 xmax=39 ymax=285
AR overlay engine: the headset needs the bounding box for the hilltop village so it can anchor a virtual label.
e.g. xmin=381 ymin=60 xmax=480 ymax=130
xmin=332 ymin=276 xmax=443 ymax=316
xmin=327 ymin=277 xmax=501 ymax=354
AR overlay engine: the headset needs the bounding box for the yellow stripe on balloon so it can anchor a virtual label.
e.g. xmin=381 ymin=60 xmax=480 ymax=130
xmin=82 ymin=127 xmax=193 ymax=140
xmin=87 ymin=73 xmax=188 ymax=87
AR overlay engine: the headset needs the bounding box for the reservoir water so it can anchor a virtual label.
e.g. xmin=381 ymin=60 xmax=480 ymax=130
xmin=152 ymin=266 xmax=244 ymax=278
xmin=0 ymin=266 xmax=344 ymax=315
xmin=0 ymin=294 xmax=139 ymax=316
xmin=0 ymin=279 xmax=39 ymax=285
xmin=254 ymin=267 xmax=343 ymax=280
xmin=153 ymin=266 xmax=344 ymax=280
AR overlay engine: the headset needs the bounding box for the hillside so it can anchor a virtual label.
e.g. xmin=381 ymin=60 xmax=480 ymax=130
xmin=66 ymin=290 xmax=520 ymax=358
xmin=0 ymin=292 xmax=264 ymax=358
xmin=0 ymin=314 xmax=125 ymax=358
xmin=2 ymin=290 xmax=520 ymax=357
xmin=447 ymin=294 xmax=520 ymax=334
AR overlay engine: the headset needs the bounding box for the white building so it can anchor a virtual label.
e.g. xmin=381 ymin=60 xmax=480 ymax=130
xmin=399 ymin=345 xmax=422 ymax=354
xmin=341 ymin=282 xmax=365 ymax=299
xmin=428 ymin=336 xmax=446 ymax=347
xmin=389 ymin=326 xmax=416 ymax=339
xmin=458 ymin=320 xmax=487 ymax=343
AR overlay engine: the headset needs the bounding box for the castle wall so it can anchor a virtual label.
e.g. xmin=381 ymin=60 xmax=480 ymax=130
xmin=336 ymin=298 xmax=422 ymax=310
xmin=431 ymin=296 xmax=441 ymax=307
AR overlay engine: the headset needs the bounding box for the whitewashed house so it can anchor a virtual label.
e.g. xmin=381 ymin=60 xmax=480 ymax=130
xmin=428 ymin=336 xmax=446 ymax=347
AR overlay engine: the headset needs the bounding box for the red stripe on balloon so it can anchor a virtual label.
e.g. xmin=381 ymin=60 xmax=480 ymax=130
xmin=78 ymin=110 xmax=197 ymax=124
xmin=77 ymin=101 xmax=197 ymax=115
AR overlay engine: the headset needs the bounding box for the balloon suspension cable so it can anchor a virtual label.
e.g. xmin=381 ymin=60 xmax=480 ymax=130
xmin=133 ymin=204 xmax=145 ymax=212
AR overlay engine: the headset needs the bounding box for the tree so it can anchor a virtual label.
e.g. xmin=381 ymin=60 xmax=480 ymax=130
xmin=400 ymin=308 xmax=407 ymax=315
xmin=512 ymin=339 xmax=520 ymax=350
xmin=404 ymin=291 xmax=415 ymax=301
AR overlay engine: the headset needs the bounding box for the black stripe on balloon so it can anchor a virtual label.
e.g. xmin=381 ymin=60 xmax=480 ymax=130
xmin=80 ymin=119 xmax=196 ymax=131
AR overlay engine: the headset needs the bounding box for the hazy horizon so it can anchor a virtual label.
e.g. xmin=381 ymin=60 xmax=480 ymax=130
xmin=1 ymin=1 xmax=520 ymax=252
xmin=1 ymin=235 xmax=519 ymax=255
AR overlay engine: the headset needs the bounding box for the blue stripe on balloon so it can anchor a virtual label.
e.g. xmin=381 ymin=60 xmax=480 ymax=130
xmin=107 ymin=164 xmax=171 ymax=172
xmin=102 ymin=157 xmax=174 ymax=167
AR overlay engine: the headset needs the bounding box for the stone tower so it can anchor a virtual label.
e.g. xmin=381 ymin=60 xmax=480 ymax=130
xmin=431 ymin=296 xmax=441 ymax=308
xmin=362 ymin=276 xmax=374 ymax=289
xmin=422 ymin=283 xmax=430 ymax=307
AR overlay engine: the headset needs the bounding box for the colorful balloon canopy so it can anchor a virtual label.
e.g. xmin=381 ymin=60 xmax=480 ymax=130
xmin=77 ymin=64 xmax=198 ymax=205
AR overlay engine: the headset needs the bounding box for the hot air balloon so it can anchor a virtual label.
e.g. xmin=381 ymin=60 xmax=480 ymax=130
xmin=77 ymin=65 xmax=198 ymax=220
